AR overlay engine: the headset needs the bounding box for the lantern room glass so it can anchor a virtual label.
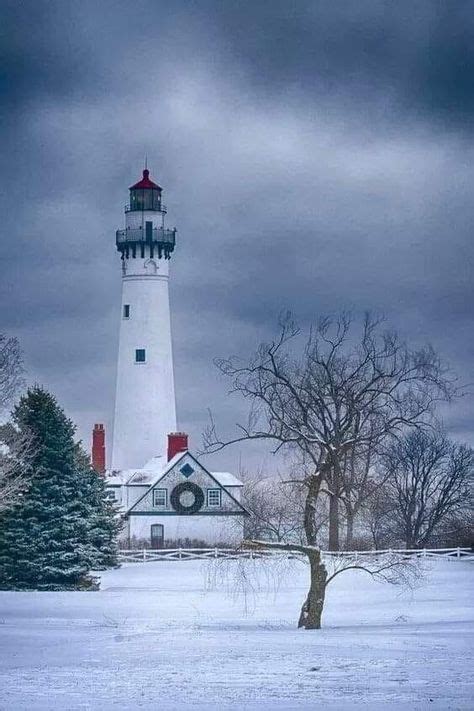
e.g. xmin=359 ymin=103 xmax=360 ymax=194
xmin=129 ymin=187 xmax=161 ymax=211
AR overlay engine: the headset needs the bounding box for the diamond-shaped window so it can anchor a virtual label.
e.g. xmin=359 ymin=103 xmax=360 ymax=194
xmin=180 ymin=463 xmax=194 ymax=478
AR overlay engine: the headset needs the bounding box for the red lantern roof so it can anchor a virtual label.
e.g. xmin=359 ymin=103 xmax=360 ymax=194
xmin=129 ymin=169 xmax=162 ymax=191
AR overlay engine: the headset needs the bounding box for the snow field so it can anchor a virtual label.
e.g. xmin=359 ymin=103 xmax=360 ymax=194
xmin=0 ymin=558 xmax=472 ymax=710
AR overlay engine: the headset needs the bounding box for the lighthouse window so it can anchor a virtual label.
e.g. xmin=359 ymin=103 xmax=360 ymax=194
xmin=207 ymin=489 xmax=221 ymax=507
xmin=123 ymin=304 xmax=130 ymax=319
xmin=153 ymin=488 xmax=167 ymax=508
xmin=135 ymin=349 xmax=146 ymax=363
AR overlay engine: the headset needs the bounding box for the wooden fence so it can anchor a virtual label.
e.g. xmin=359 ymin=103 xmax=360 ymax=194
xmin=117 ymin=546 xmax=474 ymax=564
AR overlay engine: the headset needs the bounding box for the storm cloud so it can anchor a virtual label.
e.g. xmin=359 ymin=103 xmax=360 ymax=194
xmin=1 ymin=0 xmax=473 ymax=471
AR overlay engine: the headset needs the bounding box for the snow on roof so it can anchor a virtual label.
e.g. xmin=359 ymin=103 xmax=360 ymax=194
xmin=126 ymin=471 xmax=153 ymax=485
xmin=106 ymin=456 xmax=243 ymax=491
xmin=140 ymin=450 xmax=187 ymax=490
xmin=105 ymin=469 xmax=152 ymax=486
xmin=211 ymin=472 xmax=243 ymax=487
xmin=142 ymin=454 xmax=166 ymax=471
xmin=105 ymin=471 xmax=128 ymax=486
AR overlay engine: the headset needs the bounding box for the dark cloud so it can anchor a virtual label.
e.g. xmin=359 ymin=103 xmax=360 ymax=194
xmin=1 ymin=1 xmax=473 ymax=471
xmin=207 ymin=0 xmax=474 ymax=129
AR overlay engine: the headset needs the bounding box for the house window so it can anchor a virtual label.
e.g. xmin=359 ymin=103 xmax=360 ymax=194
xmin=123 ymin=304 xmax=130 ymax=319
xmin=153 ymin=488 xmax=167 ymax=508
xmin=135 ymin=348 xmax=146 ymax=363
xmin=207 ymin=489 xmax=221 ymax=507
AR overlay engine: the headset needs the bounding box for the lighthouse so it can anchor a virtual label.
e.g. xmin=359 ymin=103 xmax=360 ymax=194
xmin=110 ymin=168 xmax=177 ymax=471
xmin=97 ymin=166 xmax=248 ymax=546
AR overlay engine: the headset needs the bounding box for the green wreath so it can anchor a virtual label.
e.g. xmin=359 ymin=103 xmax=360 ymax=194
xmin=170 ymin=481 xmax=204 ymax=514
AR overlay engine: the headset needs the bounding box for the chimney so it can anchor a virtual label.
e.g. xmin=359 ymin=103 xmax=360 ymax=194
xmin=92 ymin=424 xmax=106 ymax=474
xmin=167 ymin=432 xmax=188 ymax=461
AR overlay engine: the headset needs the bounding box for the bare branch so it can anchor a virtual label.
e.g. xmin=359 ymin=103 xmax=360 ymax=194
xmin=0 ymin=335 xmax=24 ymax=412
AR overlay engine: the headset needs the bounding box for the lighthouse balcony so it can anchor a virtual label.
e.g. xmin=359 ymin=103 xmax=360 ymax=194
xmin=116 ymin=227 xmax=176 ymax=259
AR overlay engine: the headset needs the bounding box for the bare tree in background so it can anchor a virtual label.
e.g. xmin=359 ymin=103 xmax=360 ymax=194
xmin=241 ymin=472 xmax=307 ymax=543
xmin=0 ymin=336 xmax=23 ymax=411
xmin=0 ymin=424 xmax=32 ymax=513
xmin=381 ymin=429 xmax=474 ymax=549
xmin=339 ymin=441 xmax=379 ymax=549
xmin=360 ymin=484 xmax=396 ymax=549
xmin=432 ymin=509 xmax=474 ymax=548
xmin=204 ymin=312 xmax=456 ymax=628
xmin=0 ymin=334 xmax=26 ymax=512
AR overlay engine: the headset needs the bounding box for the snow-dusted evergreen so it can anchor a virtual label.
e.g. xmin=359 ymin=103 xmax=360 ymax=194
xmin=74 ymin=444 xmax=122 ymax=570
xmin=0 ymin=387 xmax=120 ymax=590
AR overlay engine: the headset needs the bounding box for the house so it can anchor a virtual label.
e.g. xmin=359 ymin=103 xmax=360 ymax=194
xmin=105 ymin=433 xmax=249 ymax=548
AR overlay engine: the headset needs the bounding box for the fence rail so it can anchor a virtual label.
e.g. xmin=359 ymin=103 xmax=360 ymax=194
xmin=117 ymin=546 xmax=474 ymax=564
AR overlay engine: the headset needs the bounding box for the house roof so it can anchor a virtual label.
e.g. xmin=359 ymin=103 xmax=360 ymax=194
xmin=126 ymin=471 xmax=153 ymax=485
xmin=105 ymin=454 xmax=244 ymax=497
xmin=211 ymin=472 xmax=243 ymax=487
xmin=142 ymin=454 xmax=166 ymax=471
xmin=106 ymin=469 xmax=153 ymax=486
xmin=124 ymin=450 xmax=249 ymax=516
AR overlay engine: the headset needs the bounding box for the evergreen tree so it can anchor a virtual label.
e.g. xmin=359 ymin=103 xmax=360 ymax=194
xmin=74 ymin=444 xmax=121 ymax=569
xmin=0 ymin=387 xmax=118 ymax=590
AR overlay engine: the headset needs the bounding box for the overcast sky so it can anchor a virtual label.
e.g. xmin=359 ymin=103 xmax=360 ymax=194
xmin=1 ymin=0 xmax=473 ymax=472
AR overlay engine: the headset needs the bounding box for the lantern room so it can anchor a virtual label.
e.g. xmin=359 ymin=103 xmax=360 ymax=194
xmin=128 ymin=169 xmax=164 ymax=212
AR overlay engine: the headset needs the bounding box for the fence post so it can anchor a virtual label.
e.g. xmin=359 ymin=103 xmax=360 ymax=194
xmin=422 ymin=548 xmax=427 ymax=558
xmin=214 ymin=547 xmax=218 ymax=558
xmin=178 ymin=548 xmax=182 ymax=560
xmin=143 ymin=549 xmax=146 ymax=562
xmin=457 ymin=547 xmax=460 ymax=558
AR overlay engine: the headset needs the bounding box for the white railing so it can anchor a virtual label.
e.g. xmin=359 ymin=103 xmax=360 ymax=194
xmin=117 ymin=546 xmax=474 ymax=563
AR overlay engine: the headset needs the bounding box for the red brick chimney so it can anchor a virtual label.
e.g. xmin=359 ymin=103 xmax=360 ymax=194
xmin=92 ymin=424 xmax=106 ymax=474
xmin=167 ymin=432 xmax=188 ymax=461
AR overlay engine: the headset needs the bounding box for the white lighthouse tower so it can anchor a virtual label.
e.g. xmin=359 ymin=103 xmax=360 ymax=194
xmin=111 ymin=168 xmax=177 ymax=471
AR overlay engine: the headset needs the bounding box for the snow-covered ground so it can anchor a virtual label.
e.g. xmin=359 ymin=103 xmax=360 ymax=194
xmin=0 ymin=558 xmax=472 ymax=710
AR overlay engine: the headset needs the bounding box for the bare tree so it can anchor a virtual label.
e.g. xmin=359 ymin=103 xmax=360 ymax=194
xmin=0 ymin=335 xmax=24 ymax=411
xmin=338 ymin=442 xmax=379 ymax=548
xmin=432 ymin=509 xmax=474 ymax=548
xmin=236 ymin=542 xmax=417 ymax=629
xmin=241 ymin=472 xmax=307 ymax=543
xmin=0 ymin=424 xmax=33 ymax=513
xmin=359 ymin=484 xmax=397 ymax=549
xmin=381 ymin=429 xmax=474 ymax=548
xmin=205 ymin=313 xmax=455 ymax=545
xmin=203 ymin=312 xmax=455 ymax=627
xmin=0 ymin=334 xmax=26 ymax=511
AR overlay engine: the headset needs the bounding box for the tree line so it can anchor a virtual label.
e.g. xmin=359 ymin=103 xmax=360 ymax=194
xmin=241 ymin=427 xmax=473 ymax=552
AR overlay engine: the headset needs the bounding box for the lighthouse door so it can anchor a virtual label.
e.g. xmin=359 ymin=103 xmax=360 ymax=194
xmin=150 ymin=524 xmax=164 ymax=549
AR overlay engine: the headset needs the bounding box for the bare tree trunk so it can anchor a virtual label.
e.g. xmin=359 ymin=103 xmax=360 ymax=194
xmin=298 ymin=551 xmax=328 ymax=630
xmin=328 ymin=494 xmax=339 ymax=551
xmin=303 ymin=473 xmax=321 ymax=546
xmin=345 ymin=508 xmax=354 ymax=549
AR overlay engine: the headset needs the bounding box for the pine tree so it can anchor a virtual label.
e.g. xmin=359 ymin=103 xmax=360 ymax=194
xmin=0 ymin=387 xmax=115 ymax=590
xmin=74 ymin=444 xmax=121 ymax=570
